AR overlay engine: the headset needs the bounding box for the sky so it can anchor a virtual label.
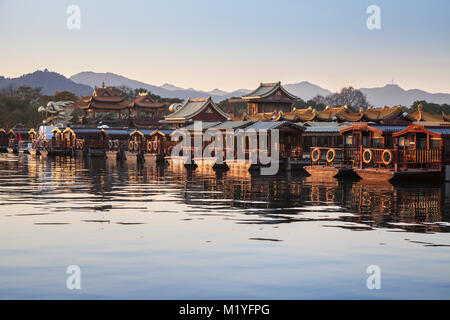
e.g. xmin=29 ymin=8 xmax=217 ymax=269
xmin=0 ymin=0 xmax=449 ymax=93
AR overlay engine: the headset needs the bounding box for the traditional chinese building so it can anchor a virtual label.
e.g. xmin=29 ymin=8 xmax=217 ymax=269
xmin=242 ymin=82 xmax=297 ymax=114
xmin=129 ymin=92 xmax=166 ymax=126
xmin=408 ymin=104 xmax=450 ymax=126
xmin=76 ymin=87 xmax=129 ymax=121
xmin=162 ymin=97 xmax=229 ymax=127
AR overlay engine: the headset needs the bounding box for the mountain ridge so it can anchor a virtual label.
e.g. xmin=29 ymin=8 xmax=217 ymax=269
xmin=1 ymin=70 xmax=450 ymax=107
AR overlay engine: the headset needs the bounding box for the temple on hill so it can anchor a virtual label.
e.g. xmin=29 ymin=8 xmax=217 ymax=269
xmin=242 ymin=82 xmax=298 ymax=114
xmin=162 ymin=97 xmax=229 ymax=127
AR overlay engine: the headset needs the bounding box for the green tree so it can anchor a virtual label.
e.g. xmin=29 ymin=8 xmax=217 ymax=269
xmin=408 ymin=100 xmax=450 ymax=116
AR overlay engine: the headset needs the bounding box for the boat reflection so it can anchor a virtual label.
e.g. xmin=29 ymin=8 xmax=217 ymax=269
xmin=0 ymin=153 xmax=449 ymax=233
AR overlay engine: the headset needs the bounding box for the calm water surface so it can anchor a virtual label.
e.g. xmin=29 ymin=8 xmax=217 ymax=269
xmin=0 ymin=153 xmax=449 ymax=299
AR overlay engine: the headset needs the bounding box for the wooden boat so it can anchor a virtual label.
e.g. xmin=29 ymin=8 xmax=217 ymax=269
xmin=304 ymin=165 xmax=356 ymax=178
xmin=355 ymin=167 xmax=441 ymax=182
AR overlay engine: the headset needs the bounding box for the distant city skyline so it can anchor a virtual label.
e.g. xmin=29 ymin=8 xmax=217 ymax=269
xmin=0 ymin=0 xmax=449 ymax=93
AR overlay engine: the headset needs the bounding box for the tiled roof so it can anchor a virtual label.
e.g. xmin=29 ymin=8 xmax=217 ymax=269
xmin=242 ymin=82 xmax=297 ymax=100
xmin=165 ymin=97 xmax=228 ymax=120
xmin=279 ymin=108 xmax=316 ymax=122
xmin=427 ymin=128 xmax=450 ymax=135
xmin=180 ymin=121 xmax=223 ymax=131
xmin=87 ymin=101 xmax=129 ymax=110
xmin=243 ymin=121 xmax=304 ymax=131
xmin=364 ymin=106 xmax=406 ymax=121
xmin=303 ymin=122 xmax=349 ymax=133
xmin=241 ymin=111 xmax=279 ymax=121
xmin=369 ymin=125 xmax=408 ymax=133
xmin=210 ymin=121 xmax=253 ymax=130
xmin=409 ymin=110 xmax=444 ymax=122
xmin=130 ymin=93 xmax=165 ymax=108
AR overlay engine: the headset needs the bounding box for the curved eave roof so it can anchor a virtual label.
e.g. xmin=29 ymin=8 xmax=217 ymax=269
xmin=279 ymin=109 xmax=317 ymax=122
xmin=392 ymin=125 xmax=450 ymax=138
xmin=242 ymin=82 xmax=297 ymax=100
xmin=365 ymin=106 xmax=401 ymax=121
xmin=165 ymin=97 xmax=228 ymax=120
xmin=336 ymin=112 xmax=364 ymax=122
xmin=409 ymin=110 xmax=444 ymax=122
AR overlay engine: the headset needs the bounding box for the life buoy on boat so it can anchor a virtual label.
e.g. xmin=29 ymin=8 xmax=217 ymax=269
xmin=311 ymin=148 xmax=321 ymax=162
xmin=146 ymin=140 xmax=152 ymax=152
xmin=382 ymin=149 xmax=393 ymax=165
xmin=134 ymin=141 xmax=139 ymax=152
xmin=128 ymin=141 xmax=134 ymax=152
xmin=153 ymin=141 xmax=158 ymax=152
xmin=326 ymin=148 xmax=336 ymax=163
xmin=362 ymin=149 xmax=373 ymax=164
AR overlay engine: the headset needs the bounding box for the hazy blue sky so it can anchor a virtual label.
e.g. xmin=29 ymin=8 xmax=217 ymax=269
xmin=0 ymin=0 xmax=449 ymax=92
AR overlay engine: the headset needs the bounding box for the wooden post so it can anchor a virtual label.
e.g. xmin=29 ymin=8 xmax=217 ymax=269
xmin=359 ymin=145 xmax=363 ymax=169
xmin=394 ymin=144 xmax=399 ymax=172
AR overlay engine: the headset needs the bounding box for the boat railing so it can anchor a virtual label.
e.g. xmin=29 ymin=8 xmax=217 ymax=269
xmin=75 ymin=139 xmax=109 ymax=150
xmin=361 ymin=148 xmax=442 ymax=170
xmin=309 ymin=147 xmax=350 ymax=166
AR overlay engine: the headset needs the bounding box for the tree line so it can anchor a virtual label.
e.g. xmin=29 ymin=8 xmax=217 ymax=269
xmin=0 ymin=85 xmax=183 ymax=128
xmin=1 ymin=85 xmax=450 ymax=129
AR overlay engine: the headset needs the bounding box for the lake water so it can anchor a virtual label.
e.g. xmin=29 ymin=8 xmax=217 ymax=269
xmin=0 ymin=153 xmax=449 ymax=299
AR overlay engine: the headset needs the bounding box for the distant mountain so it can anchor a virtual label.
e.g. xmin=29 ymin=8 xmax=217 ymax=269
xmin=360 ymin=84 xmax=450 ymax=107
xmin=284 ymin=81 xmax=333 ymax=101
xmin=70 ymin=71 xmax=233 ymax=101
xmin=4 ymin=70 xmax=450 ymax=106
xmin=0 ymin=70 xmax=93 ymax=96
xmin=160 ymin=83 xmax=184 ymax=91
xmin=207 ymin=88 xmax=228 ymax=96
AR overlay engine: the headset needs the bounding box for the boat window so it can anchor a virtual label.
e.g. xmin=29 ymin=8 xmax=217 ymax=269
xmin=430 ymin=138 xmax=441 ymax=149
xmin=372 ymin=137 xmax=383 ymax=148
xmin=362 ymin=135 xmax=370 ymax=148
xmin=345 ymin=135 xmax=353 ymax=147
xmin=333 ymin=136 xmax=342 ymax=147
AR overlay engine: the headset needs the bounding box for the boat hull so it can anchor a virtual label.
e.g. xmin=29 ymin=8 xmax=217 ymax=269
xmin=355 ymin=168 xmax=442 ymax=182
xmin=304 ymin=165 xmax=356 ymax=178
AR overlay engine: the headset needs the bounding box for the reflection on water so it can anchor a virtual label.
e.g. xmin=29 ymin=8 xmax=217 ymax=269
xmin=0 ymin=153 xmax=449 ymax=299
